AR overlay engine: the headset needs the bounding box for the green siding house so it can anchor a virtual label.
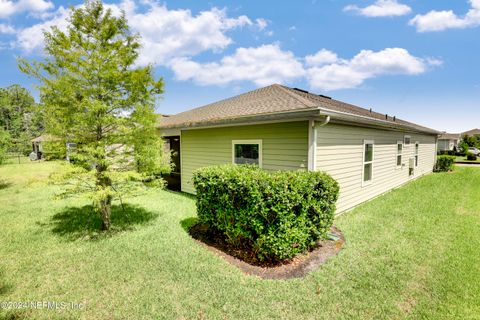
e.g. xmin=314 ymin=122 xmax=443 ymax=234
xmin=159 ymin=84 xmax=440 ymax=213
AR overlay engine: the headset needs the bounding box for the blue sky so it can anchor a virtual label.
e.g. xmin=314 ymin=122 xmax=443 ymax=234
xmin=0 ymin=0 xmax=479 ymax=133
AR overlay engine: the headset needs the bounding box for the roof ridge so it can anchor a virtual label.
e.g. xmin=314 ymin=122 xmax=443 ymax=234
xmin=274 ymin=84 xmax=319 ymax=108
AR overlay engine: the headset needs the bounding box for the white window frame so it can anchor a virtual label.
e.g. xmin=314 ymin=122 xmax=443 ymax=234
xmin=415 ymin=141 xmax=419 ymax=167
xmin=396 ymin=140 xmax=403 ymax=168
xmin=362 ymin=139 xmax=374 ymax=187
xmin=404 ymin=135 xmax=411 ymax=145
xmin=232 ymin=139 xmax=263 ymax=168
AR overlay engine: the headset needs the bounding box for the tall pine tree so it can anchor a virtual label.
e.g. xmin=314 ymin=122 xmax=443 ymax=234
xmin=19 ymin=0 xmax=166 ymax=230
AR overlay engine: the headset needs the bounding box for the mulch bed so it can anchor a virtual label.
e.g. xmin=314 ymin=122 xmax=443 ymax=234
xmin=188 ymin=223 xmax=344 ymax=280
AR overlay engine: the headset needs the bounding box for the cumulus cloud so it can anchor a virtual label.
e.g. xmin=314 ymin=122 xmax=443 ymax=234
xmin=169 ymin=44 xmax=305 ymax=86
xmin=9 ymin=1 xmax=440 ymax=90
xmin=123 ymin=1 xmax=256 ymax=66
xmin=305 ymin=48 xmax=440 ymax=91
xmin=13 ymin=0 xmax=269 ymax=66
xmin=305 ymin=49 xmax=338 ymax=67
xmin=0 ymin=23 xmax=15 ymax=34
xmin=0 ymin=0 xmax=53 ymax=18
xmin=409 ymin=0 xmax=480 ymax=32
xmin=344 ymin=0 xmax=411 ymax=17
xmin=169 ymin=46 xmax=439 ymax=90
xmin=15 ymin=5 xmax=69 ymax=52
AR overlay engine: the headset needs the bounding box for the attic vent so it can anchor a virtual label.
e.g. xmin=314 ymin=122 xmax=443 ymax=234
xmin=293 ymin=88 xmax=309 ymax=94
xmin=318 ymin=94 xmax=332 ymax=99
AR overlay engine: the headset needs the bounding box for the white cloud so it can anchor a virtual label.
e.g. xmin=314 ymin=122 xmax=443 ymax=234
xmin=344 ymin=0 xmax=411 ymax=17
xmin=169 ymin=44 xmax=305 ymax=86
xmin=0 ymin=0 xmax=53 ymax=19
xmin=124 ymin=1 xmax=255 ymax=66
xmin=255 ymin=18 xmax=268 ymax=31
xmin=409 ymin=0 xmax=480 ymax=32
xmin=306 ymin=48 xmax=440 ymax=91
xmin=14 ymin=0 xmax=266 ymax=66
xmin=305 ymin=49 xmax=338 ymax=67
xmin=169 ymin=46 xmax=440 ymax=90
xmin=15 ymin=6 xmax=69 ymax=53
xmin=0 ymin=23 xmax=15 ymax=34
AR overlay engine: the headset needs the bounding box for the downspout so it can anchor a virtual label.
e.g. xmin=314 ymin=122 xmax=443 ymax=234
xmin=308 ymin=115 xmax=330 ymax=171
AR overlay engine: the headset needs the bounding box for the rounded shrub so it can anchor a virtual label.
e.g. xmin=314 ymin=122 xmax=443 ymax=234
xmin=192 ymin=164 xmax=339 ymax=262
xmin=434 ymin=155 xmax=455 ymax=172
xmin=467 ymin=152 xmax=477 ymax=161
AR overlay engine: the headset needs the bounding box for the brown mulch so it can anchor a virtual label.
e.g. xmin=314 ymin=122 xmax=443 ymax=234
xmin=188 ymin=224 xmax=344 ymax=280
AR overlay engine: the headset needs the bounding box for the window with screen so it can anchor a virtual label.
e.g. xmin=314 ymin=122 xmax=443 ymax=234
xmin=363 ymin=140 xmax=374 ymax=185
xmin=232 ymin=140 xmax=262 ymax=167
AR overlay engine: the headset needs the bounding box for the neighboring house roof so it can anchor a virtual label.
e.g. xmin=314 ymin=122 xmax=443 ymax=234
xmin=462 ymin=128 xmax=480 ymax=136
xmin=438 ymin=133 xmax=460 ymax=140
xmin=31 ymin=134 xmax=61 ymax=143
xmin=158 ymin=84 xmax=439 ymax=135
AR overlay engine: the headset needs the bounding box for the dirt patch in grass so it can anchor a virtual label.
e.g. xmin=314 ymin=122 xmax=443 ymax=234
xmin=188 ymin=223 xmax=344 ymax=279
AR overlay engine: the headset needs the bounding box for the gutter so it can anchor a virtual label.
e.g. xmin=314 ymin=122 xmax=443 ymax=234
xmin=318 ymin=108 xmax=440 ymax=136
xmin=159 ymin=107 xmax=322 ymax=130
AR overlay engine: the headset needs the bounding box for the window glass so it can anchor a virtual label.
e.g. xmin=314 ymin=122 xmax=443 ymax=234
xmin=364 ymin=143 xmax=373 ymax=162
xmin=397 ymin=142 xmax=403 ymax=166
xmin=415 ymin=142 xmax=419 ymax=167
xmin=364 ymin=163 xmax=372 ymax=182
xmin=404 ymin=136 xmax=411 ymax=145
xmin=234 ymin=144 xmax=259 ymax=165
xmin=363 ymin=141 xmax=374 ymax=183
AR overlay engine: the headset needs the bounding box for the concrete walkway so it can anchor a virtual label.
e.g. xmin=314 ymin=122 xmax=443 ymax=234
xmin=455 ymin=162 xmax=480 ymax=167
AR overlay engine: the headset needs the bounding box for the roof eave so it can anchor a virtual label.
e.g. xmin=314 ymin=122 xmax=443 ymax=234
xmin=158 ymin=108 xmax=322 ymax=130
xmin=319 ymin=108 xmax=441 ymax=135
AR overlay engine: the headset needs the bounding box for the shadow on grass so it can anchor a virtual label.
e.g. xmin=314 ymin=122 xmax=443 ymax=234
xmin=48 ymin=204 xmax=158 ymax=241
xmin=0 ymin=179 xmax=12 ymax=190
xmin=0 ymin=268 xmax=13 ymax=296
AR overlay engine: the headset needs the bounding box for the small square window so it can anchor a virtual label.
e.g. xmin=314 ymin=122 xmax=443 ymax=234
xmin=232 ymin=140 xmax=262 ymax=167
xmin=404 ymin=135 xmax=411 ymax=145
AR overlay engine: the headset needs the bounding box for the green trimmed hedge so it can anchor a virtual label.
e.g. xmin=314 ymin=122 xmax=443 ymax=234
xmin=467 ymin=152 xmax=477 ymax=161
xmin=434 ymin=155 xmax=455 ymax=172
xmin=192 ymin=165 xmax=339 ymax=262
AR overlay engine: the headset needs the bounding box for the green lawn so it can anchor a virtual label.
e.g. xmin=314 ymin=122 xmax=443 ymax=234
xmin=455 ymin=155 xmax=480 ymax=163
xmin=1 ymin=162 xmax=480 ymax=319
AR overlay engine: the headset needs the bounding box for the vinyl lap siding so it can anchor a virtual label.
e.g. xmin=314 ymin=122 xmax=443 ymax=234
xmin=316 ymin=123 xmax=436 ymax=213
xmin=181 ymin=121 xmax=308 ymax=193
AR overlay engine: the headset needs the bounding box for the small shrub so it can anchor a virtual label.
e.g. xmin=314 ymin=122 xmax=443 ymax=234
xmin=467 ymin=152 xmax=477 ymax=161
xmin=192 ymin=164 xmax=339 ymax=262
xmin=434 ymin=155 xmax=455 ymax=172
xmin=42 ymin=140 xmax=66 ymax=160
xmin=437 ymin=150 xmax=455 ymax=156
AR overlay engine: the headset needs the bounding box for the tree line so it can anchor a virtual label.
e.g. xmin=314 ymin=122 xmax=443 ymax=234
xmin=0 ymin=85 xmax=44 ymax=163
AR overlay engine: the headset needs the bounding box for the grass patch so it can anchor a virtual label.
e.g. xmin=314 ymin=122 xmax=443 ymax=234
xmin=1 ymin=162 xmax=480 ymax=319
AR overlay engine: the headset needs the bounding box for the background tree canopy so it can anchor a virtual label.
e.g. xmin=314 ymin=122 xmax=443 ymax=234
xmin=0 ymin=84 xmax=44 ymax=158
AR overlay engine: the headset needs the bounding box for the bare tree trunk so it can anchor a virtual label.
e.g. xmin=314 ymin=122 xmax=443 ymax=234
xmin=96 ymin=162 xmax=113 ymax=231
xmin=100 ymin=198 xmax=112 ymax=231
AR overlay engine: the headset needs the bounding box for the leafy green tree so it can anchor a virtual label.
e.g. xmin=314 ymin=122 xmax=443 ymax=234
xmin=0 ymin=128 xmax=11 ymax=165
xmin=462 ymin=134 xmax=477 ymax=148
xmin=19 ymin=0 xmax=167 ymax=230
xmin=0 ymin=85 xmax=43 ymax=155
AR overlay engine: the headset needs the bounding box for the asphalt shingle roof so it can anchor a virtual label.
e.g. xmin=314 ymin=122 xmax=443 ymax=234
xmin=159 ymin=84 xmax=439 ymax=134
